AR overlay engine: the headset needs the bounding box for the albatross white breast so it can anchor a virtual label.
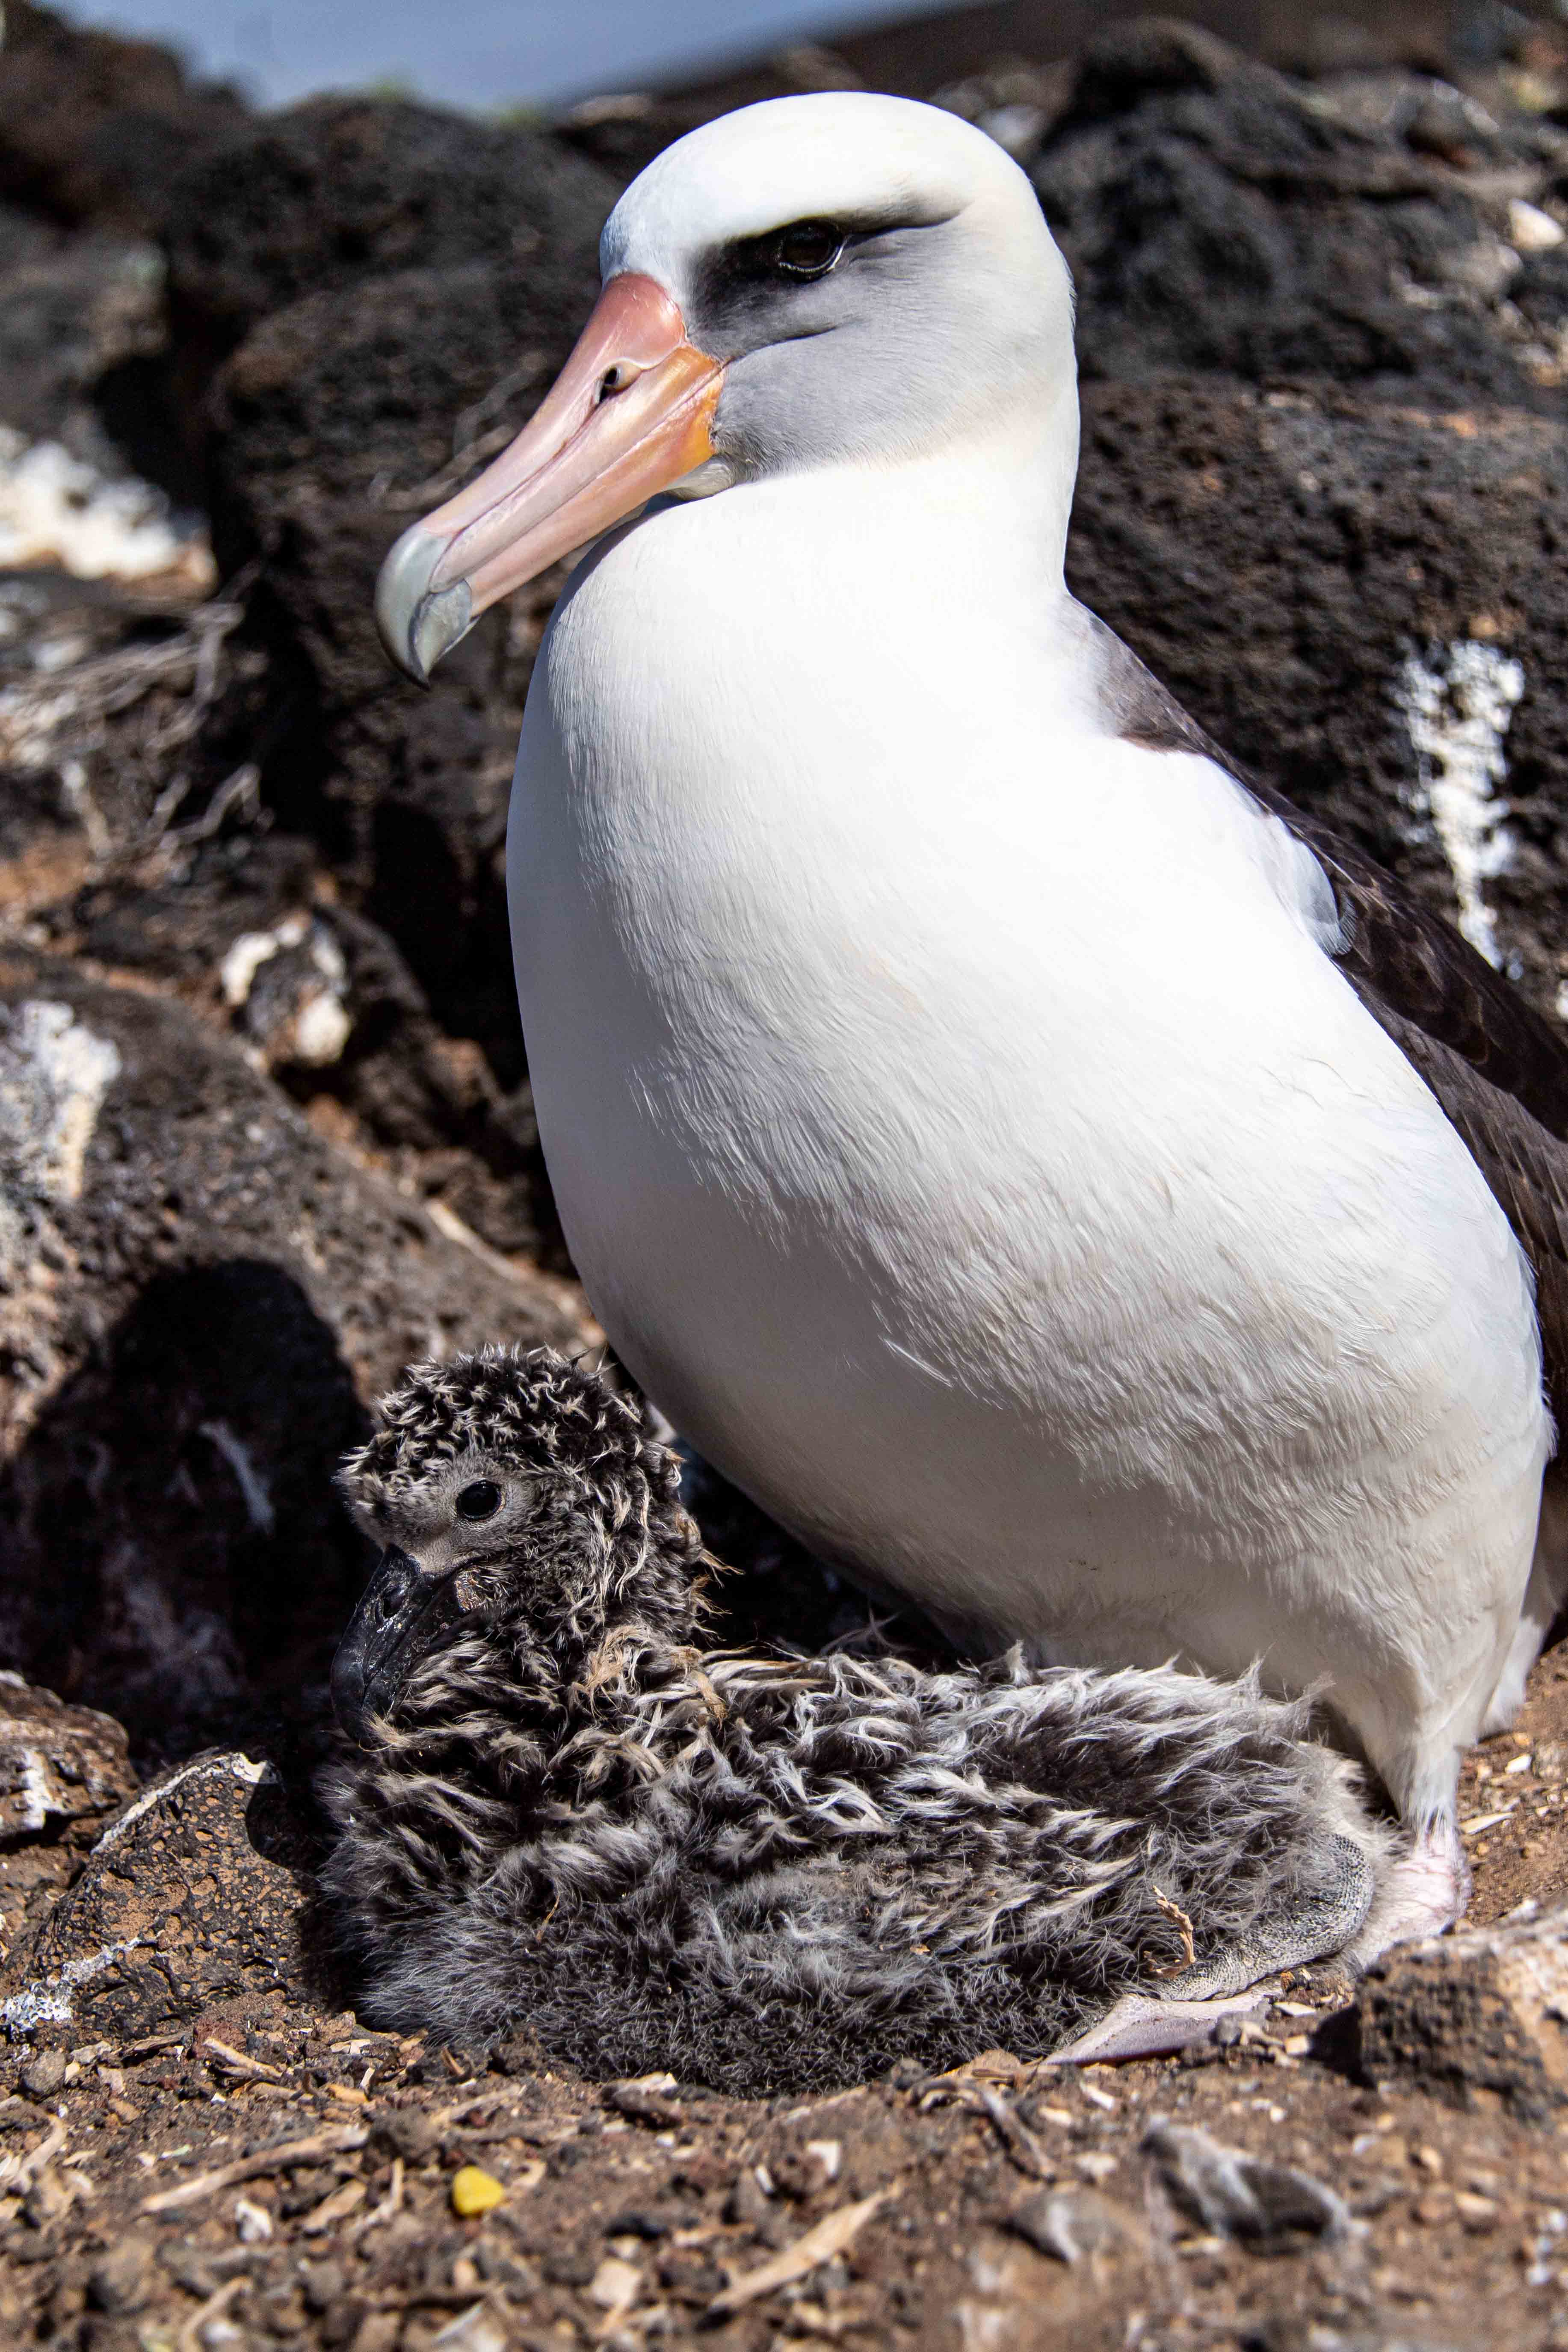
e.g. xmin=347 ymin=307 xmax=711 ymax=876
xmin=375 ymin=92 xmax=1568 ymax=1956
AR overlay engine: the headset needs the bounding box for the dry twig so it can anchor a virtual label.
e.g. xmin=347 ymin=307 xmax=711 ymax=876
xmin=139 ymin=2124 xmax=368 ymax=2215
xmin=975 ymin=2082 xmax=1054 ymax=2181
xmin=708 ymin=2190 xmax=893 ymax=2315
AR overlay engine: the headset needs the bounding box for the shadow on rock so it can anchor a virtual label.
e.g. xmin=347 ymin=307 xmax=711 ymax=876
xmin=0 ymin=954 xmax=594 ymax=1760
xmin=0 ymin=1260 xmax=372 ymax=1763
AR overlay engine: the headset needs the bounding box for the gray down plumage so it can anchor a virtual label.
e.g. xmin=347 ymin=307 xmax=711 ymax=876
xmin=319 ymin=1347 xmax=1390 ymax=2093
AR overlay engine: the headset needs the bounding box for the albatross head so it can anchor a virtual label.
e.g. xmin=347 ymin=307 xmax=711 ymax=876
xmin=328 ymin=1346 xmax=707 ymax=1744
xmin=376 ymin=92 xmax=1075 ymax=682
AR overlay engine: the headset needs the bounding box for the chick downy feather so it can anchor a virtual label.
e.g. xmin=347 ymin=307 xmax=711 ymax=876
xmin=320 ymin=1347 xmax=1389 ymax=2093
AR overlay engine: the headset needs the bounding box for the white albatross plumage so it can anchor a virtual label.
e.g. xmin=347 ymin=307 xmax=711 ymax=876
xmin=374 ymin=92 xmax=1568 ymax=1972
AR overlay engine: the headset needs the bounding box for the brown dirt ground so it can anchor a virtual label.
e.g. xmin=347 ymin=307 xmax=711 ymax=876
xmin=2 ymin=1657 xmax=1568 ymax=2351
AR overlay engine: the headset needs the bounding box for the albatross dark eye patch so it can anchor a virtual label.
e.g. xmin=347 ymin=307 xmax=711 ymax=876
xmin=691 ymin=206 xmax=956 ymax=334
xmin=456 ymin=1480 xmax=504 ymax=1522
xmin=697 ymin=216 xmax=855 ymax=311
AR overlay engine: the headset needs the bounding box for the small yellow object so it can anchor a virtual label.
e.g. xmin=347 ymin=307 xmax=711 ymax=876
xmin=450 ymin=2165 xmax=506 ymax=2217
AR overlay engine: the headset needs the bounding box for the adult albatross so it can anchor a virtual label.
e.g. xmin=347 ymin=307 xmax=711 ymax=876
xmin=376 ymin=92 xmax=1568 ymax=1959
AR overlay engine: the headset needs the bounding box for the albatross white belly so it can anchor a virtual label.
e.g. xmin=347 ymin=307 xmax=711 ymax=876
xmin=509 ymin=466 xmax=1549 ymax=1825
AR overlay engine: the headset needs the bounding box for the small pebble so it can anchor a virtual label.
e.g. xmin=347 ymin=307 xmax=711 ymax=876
xmin=451 ymin=2165 xmax=506 ymax=2218
xmin=588 ymin=2255 xmax=642 ymax=2312
xmin=1009 ymin=2186 xmax=1140 ymax=2265
xmin=87 ymin=2237 xmax=155 ymax=2315
xmin=606 ymin=2074 xmax=684 ymax=2126
xmin=301 ymin=2260 xmax=346 ymax=2314
xmin=20 ymin=2048 xmax=66 ymax=2099
xmin=234 ymin=2196 xmax=273 ymax=2243
xmin=429 ymin=2308 xmax=509 ymax=2352
xmin=373 ymin=2109 xmax=437 ymax=2161
xmin=726 ymin=2170 xmax=771 ymax=2229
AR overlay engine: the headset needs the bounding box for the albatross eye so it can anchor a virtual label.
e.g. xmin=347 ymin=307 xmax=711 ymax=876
xmin=769 ymin=220 xmax=846 ymax=281
xmin=456 ymin=1480 xmax=504 ymax=1523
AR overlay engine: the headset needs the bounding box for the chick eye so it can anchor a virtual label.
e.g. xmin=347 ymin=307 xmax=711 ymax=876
xmin=770 ymin=219 xmax=845 ymax=281
xmin=456 ymin=1480 xmax=504 ymax=1522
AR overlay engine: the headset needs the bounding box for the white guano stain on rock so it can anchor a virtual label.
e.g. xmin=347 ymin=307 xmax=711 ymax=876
xmin=220 ymin=924 xmax=293 ymax=1007
xmin=292 ymin=988 xmax=352 ymax=1067
xmin=14 ymin=1751 xmax=54 ymax=1835
xmin=1509 ymin=198 xmax=1565 ymax=253
xmin=0 ymin=999 xmax=121 ymax=1203
xmin=0 ymin=424 xmax=215 ymax=586
xmin=92 ymin=1752 xmax=269 ymax=1859
xmin=1396 ymin=639 xmax=1525 ymax=970
xmin=220 ymin=914 xmax=352 ymax=1067
xmin=0 ymin=1940 xmax=143 ymax=2033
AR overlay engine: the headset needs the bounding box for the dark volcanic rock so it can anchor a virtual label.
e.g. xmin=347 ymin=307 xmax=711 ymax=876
xmin=1337 ymin=1905 xmax=1568 ymax=2120
xmin=172 ymin=103 xmax=612 ymax=1058
xmin=1033 ymin=19 xmax=1567 ymax=407
xmin=0 ymin=952 xmax=590 ymax=1753
xmin=0 ymin=1750 xmax=318 ymax=2041
xmin=205 ymin=260 xmax=580 ymax=1065
xmin=71 ymin=850 xmax=562 ymax=1262
xmin=1142 ymin=2120 xmax=1353 ymax=2247
xmin=1068 ymin=377 xmax=1568 ymax=1021
xmin=0 ymin=225 xmax=165 ymax=445
xmin=0 ymin=1676 xmax=138 ymax=1966
xmin=164 ymin=95 xmax=614 ymax=372
xmin=0 ymin=1675 xmax=135 ymax=1847
xmin=0 ymin=0 xmax=245 ymax=237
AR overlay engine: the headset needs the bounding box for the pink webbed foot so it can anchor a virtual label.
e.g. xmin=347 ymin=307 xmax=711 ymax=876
xmin=1045 ymin=1985 xmax=1276 ymax=2066
xmin=1047 ymin=1830 xmax=1382 ymax=2065
xmin=1343 ymin=1810 xmax=1468 ymax=1967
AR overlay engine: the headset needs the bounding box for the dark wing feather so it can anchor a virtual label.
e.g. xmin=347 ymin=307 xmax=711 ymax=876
xmin=1075 ymin=603 xmax=1568 ymax=1425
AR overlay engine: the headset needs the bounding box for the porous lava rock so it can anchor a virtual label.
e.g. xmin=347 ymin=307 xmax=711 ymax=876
xmin=0 ymin=0 xmax=246 ymax=237
xmin=1067 ymin=378 xmax=1568 ymax=1018
xmin=158 ymin=98 xmax=613 ymax=1065
xmin=1033 ymin=18 xmax=1568 ymax=409
xmin=204 ymin=261 xmax=583 ymax=1062
xmin=0 ymin=1674 xmax=134 ymax=1848
xmin=0 ymin=210 xmax=165 ymax=449
xmin=71 ymin=848 xmax=562 ymax=1264
xmin=162 ymin=96 xmax=615 ymax=373
xmin=0 ymin=952 xmax=591 ymax=1754
xmin=0 ymin=1675 xmax=138 ymax=1968
xmin=0 ymin=1750 xmax=318 ymax=2042
xmin=1335 ymin=1904 xmax=1568 ymax=2120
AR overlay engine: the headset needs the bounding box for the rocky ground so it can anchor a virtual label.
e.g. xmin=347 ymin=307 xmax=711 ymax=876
xmin=3 ymin=0 xmax=1568 ymax=2343
xmin=0 ymin=1672 xmax=1566 ymax=2352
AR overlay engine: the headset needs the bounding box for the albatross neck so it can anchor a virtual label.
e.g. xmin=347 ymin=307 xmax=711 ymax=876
xmin=718 ymin=377 xmax=1079 ymax=602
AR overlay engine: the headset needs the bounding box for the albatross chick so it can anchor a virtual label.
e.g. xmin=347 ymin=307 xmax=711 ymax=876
xmin=322 ymin=1348 xmax=1389 ymax=2089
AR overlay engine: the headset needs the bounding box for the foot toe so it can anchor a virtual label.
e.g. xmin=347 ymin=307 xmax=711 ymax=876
xmin=1342 ymin=1817 xmax=1467 ymax=1967
xmin=1048 ymin=1987 xmax=1273 ymax=2065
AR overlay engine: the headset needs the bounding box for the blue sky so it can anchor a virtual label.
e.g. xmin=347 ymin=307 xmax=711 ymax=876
xmin=58 ymin=0 xmax=952 ymax=109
